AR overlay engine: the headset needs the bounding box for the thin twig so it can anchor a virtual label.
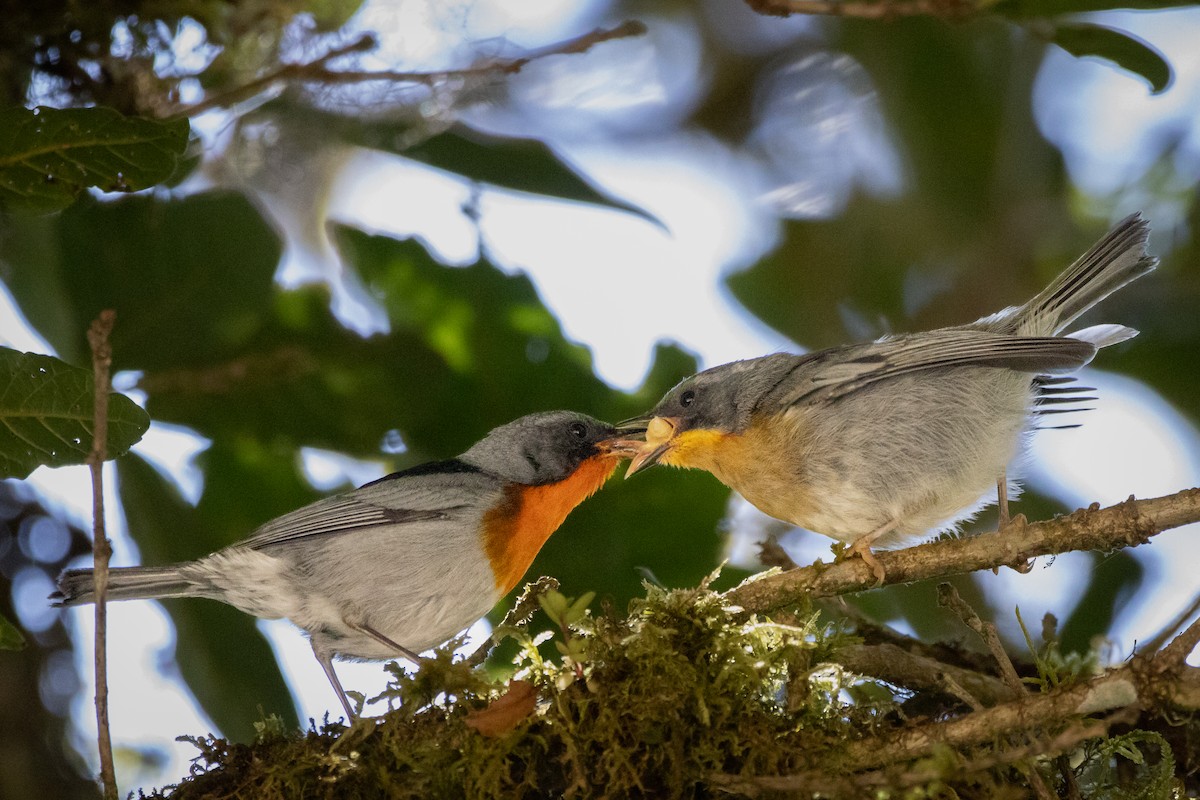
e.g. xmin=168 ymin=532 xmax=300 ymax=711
xmin=726 ymin=488 xmax=1200 ymax=614
xmin=86 ymin=310 xmax=118 ymax=800
xmin=1143 ymin=592 xmax=1200 ymax=659
xmin=936 ymin=584 xmax=1054 ymax=799
xmin=835 ymin=643 xmax=1013 ymax=707
xmin=172 ymin=34 xmax=376 ymax=118
xmin=937 ymin=584 xmax=1024 ymax=694
xmin=1158 ymin=611 xmax=1200 ymax=669
xmin=174 ymin=21 xmax=647 ymax=119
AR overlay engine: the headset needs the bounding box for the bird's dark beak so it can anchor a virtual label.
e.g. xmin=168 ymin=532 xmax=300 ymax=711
xmin=615 ymin=415 xmax=651 ymax=434
xmin=623 ymin=416 xmax=681 ymax=477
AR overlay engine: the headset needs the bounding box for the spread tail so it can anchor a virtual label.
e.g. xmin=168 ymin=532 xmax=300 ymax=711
xmin=1012 ymin=213 xmax=1157 ymax=336
xmin=51 ymin=564 xmax=197 ymax=606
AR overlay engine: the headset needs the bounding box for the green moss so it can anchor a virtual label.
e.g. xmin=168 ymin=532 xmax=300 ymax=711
xmin=144 ymin=580 xmax=1180 ymax=799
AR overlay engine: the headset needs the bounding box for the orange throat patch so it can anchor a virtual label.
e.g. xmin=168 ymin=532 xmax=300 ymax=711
xmin=482 ymin=455 xmax=619 ymax=594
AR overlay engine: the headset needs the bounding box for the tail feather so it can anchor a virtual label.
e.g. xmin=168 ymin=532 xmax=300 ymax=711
xmin=51 ymin=564 xmax=198 ymax=606
xmin=1068 ymin=323 xmax=1139 ymax=349
xmin=1014 ymin=213 xmax=1157 ymax=336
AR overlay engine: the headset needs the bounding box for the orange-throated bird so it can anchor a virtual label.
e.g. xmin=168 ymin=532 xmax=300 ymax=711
xmin=621 ymin=215 xmax=1156 ymax=584
xmin=53 ymin=411 xmax=635 ymax=719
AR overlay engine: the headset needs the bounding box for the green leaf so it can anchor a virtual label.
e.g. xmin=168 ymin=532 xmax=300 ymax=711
xmin=117 ymin=452 xmax=302 ymax=740
xmin=0 ymin=613 xmax=25 ymax=650
xmin=1049 ymin=23 xmax=1172 ymax=94
xmin=0 ymin=348 xmax=150 ymax=479
xmin=0 ymin=106 xmax=189 ymax=214
xmin=396 ymin=127 xmax=662 ymax=226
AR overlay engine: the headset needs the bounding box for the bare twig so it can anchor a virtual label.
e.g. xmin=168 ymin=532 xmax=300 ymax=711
xmin=937 ymin=584 xmax=1024 ymax=694
xmin=835 ymin=643 xmax=1013 ymax=707
xmin=1156 ymin=603 xmax=1200 ymax=667
xmin=86 ymin=310 xmax=118 ymax=800
xmin=1140 ymin=592 xmax=1200 ymax=656
xmin=174 ymin=21 xmax=647 ymax=119
xmin=935 ymin=584 xmax=1054 ymax=798
xmin=173 ymin=34 xmax=376 ymax=118
xmin=726 ymin=488 xmax=1200 ymax=614
xmin=746 ymin=0 xmax=974 ymax=20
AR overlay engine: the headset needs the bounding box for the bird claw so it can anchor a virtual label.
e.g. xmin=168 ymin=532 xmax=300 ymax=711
xmin=993 ymin=513 xmax=1033 ymax=574
xmin=846 ymin=540 xmax=887 ymax=587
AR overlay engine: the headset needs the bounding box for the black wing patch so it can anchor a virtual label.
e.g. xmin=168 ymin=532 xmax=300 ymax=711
xmin=360 ymin=457 xmax=482 ymax=487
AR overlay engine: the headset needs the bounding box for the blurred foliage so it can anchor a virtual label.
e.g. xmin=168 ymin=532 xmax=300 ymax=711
xmin=0 ymin=0 xmax=1198 ymax=795
xmin=1047 ymin=22 xmax=1171 ymax=93
xmin=0 ymin=612 xmax=23 ymax=649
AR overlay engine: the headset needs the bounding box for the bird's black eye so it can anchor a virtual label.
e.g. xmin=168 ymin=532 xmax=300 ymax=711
xmin=568 ymin=421 xmax=588 ymax=439
xmin=680 ymin=389 xmax=696 ymax=408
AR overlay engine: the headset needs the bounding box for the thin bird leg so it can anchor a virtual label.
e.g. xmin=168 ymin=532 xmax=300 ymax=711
xmin=312 ymin=641 xmax=355 ymax=721
xmin=846 ymin=519 xmax=900 ymax=587
xmin=345 ymin=620 xmax=422 ymax=662
xmin=996 ymin=469 xmax=1011 ymax=528
xmin=994 ymin=468 xmax=1034 ymax=573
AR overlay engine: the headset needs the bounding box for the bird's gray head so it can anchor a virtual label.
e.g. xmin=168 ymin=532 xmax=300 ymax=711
xmin=647 ymin=354 xmax=797 ymax=435
xmin=460 ymin=411 xmax=619 ymax=485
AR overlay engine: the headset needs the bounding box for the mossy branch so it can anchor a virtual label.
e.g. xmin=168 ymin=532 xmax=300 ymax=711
xmin=726 ymin=487 xmax=1200 ymax=613
xmin=722 ymin=611 xmax=1200 ymax=795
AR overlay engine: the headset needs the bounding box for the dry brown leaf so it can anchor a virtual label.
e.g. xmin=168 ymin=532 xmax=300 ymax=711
xmin=465 ymin=680 xmax=538 ymax=737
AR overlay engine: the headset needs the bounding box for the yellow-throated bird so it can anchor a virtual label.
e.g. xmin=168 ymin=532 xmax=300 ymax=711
xmin=622 ymin=215 xmax=1156 ymax=583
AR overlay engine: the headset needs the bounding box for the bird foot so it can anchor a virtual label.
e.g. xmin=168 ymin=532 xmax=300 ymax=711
xmin=846 ymin=540 xmax=887 ymax=587
xmin=991 ymin=513 xmax=1033 ymax=574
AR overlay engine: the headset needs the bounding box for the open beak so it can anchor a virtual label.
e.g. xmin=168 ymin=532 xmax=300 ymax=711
xmin=597 ymin=416 xmax=650 ymax=459
xmin=596 ymin=435 xmax=647 ymax=459
xmin=623 ymin=416 xmax=681 ymax=478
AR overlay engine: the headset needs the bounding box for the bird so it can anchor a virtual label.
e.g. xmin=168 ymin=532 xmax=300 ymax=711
xmin=620 ymin=214 xmax=1157 ymax=584
xmin=53 ymin=411 xmax=635 ymax=720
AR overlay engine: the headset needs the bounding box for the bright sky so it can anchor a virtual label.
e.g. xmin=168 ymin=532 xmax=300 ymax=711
xmin=4 ymin=0 xmax=1200 ymax=791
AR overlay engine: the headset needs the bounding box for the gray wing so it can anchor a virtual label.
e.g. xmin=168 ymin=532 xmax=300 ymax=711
xmin=238 ymin=471 xmax=495 ymax=550
xmin=768 ymin=329 xmax=1097 ymax=408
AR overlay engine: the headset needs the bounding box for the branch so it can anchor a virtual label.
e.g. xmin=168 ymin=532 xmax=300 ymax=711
xmin=86 ymin=310 xmax=118 ymax=800
xmin=746 ymin=0 xmax=974 ymax=19
xmin=835 ymin=643 xmax=1014 ymax=707
xmin=174 ymin=21 xmax=647 ymax=118
xmin=718 ymin=615 xmax=1200 ymax=795
xmin=726 ymin=488 xmax=1200 ymax=614
xmin=714 ymin=712 xmax=1124 ymax=796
